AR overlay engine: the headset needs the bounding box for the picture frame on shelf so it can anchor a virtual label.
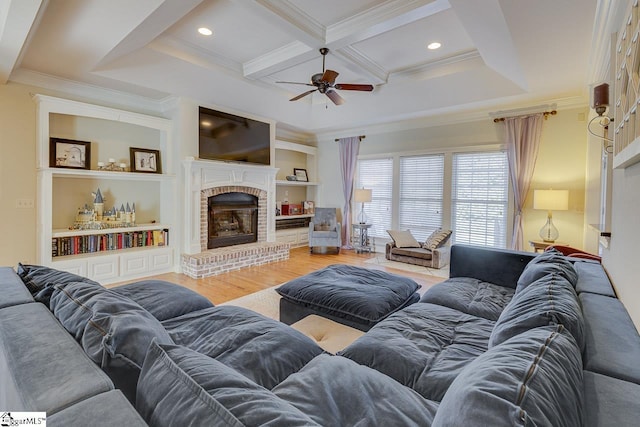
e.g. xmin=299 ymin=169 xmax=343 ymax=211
xmin=293 ymin=168 xmax=308 ymax=182
xmin=130 ymin=147 xmax=161 ymax=173
xmin=303 ymin=201 xmax=315 ymax=214
xmin=50 ymin=138 xmax=91 ymax=169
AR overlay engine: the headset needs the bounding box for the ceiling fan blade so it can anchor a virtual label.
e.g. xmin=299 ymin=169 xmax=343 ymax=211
xmin=325 ymin=90 xmax=345 ymax=105
xmin=277 ymin=81 xmax=316 ymax=87
xmin=290 ymin=89 xmax=317 ymax=101
xmin=334 ymin=83 xmax=374 ymax=92
xmin=322 ymin=69 xmax=339 ymax=85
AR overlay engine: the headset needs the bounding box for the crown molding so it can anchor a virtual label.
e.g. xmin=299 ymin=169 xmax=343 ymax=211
xmin=390 ymin=49 xmax=483 ymax=81
xmin=254 ymin=0 xmax=324 ymax=42
xmin=243 ymin=40 xmax=314 ymax=79
xmin=333 ymin=46 xmax=387 ymax=84
xmin=149 ymin=35 xmax=242 ymax=74
xmin=9 ymin=68 xmax=170 ymax=114
xmin=326 ymin=0 xmax=450 ymax=46
xmin=313 ymin=95 xmax=588 ymax=141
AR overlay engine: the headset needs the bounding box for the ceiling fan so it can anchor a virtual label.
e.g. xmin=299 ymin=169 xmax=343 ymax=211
xmin=277 ymin=48 xmax=374 ymax=105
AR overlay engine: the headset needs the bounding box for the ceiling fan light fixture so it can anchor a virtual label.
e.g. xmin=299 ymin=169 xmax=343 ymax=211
xmin=198 ymin=27 xmax=213 ymax=36
xmin=427 ymin=42 xmax=441 ymax=50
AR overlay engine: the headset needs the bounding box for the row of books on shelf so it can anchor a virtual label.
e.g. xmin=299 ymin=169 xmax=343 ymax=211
xmin=52 ymin=229 xmax=169 ymax=257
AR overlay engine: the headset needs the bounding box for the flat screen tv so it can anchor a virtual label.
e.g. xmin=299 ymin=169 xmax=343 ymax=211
xmin=199 ymin=106 xmax=271 ymax=165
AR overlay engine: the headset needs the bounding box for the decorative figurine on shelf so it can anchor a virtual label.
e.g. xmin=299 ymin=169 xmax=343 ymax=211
xmin=97 ymin=159 xmax=127 ymax=172
xmin=71 ymin=188 xmax=137 ymax=230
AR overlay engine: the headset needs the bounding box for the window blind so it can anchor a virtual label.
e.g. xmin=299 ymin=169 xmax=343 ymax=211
xmin=356 ymin=158 xmax=393 ymax=238
xmin=399 ymin=154 xmax=444 ymax=241
xmin=452 ymin=151 xmax=509 ymax=248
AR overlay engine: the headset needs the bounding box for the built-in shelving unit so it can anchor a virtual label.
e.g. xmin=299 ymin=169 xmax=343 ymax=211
xmin=34 ymin=94 xmax=176 ymax=284
xmin=614 ymin=0 xmax=640 ymax=169
xmin=274 ymin=140 xmax=318 ymax=247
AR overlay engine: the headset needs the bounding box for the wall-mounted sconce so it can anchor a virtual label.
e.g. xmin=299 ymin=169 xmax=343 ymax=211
xmin=588 ymin=82 xmax=613 ymax=153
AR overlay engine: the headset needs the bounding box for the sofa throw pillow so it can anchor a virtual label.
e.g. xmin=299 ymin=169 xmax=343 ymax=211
xmin=273 ymin=354 xmax=439 ymax=426
xmin=111 ymin=279 xmax=214 ymax=321
xmin=433 ymin=325 xmax=584 ymax=427
xmin=424 ymin=228 xmax=452 ymax=250
xmin=489 ymin=273 xmax=584 ymax=351
xmin=49 ymin=280 xmax=173 ymax=402
xmin=136 ymin=341 xmax=319 ymax=427
xmin=516 ymin=249 xmax=578 ymax=293
xmin=17 ymin=263 xmax=99 ymax=306
xmin=387 ymin=229 xmax=420 ymax=248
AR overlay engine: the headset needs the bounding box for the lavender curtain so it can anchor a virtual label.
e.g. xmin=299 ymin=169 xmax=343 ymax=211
xmin=504 ymin=113 xmax=544 ymax=250
xmin=338 ymin=136 xmax=360 ymax=249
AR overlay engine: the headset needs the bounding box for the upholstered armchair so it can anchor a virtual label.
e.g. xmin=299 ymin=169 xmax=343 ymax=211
xmin=308 ymin=208 xmax=341 ymax=254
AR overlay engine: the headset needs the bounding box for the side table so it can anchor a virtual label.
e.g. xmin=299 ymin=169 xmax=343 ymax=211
xmin=352 ymin=223 xmax=373 ymax=253
xmin=529 ymin=240 xmax=565 ymax=253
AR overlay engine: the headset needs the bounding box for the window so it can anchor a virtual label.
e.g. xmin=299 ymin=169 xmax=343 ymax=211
xmin=399 ymin=154 xmax=444 ymax=241
xmin=356 ymin=158 xmax=393 ymax=238
xmin=452 ymin=151 xmax=509 ymax=248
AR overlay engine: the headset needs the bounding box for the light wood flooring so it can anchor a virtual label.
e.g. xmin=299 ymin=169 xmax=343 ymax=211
xmin=109 ymin=247 xmax=444 ymax=305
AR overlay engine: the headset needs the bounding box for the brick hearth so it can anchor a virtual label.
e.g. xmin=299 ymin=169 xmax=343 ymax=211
xmin=181 ymin=241 xmax=290 ymax=279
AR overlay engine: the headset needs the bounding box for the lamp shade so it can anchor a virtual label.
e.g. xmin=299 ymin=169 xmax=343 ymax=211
xmin=533 ymin=190 xmax=569 ymax=211
xmin=354 ymin=188 xmax=372 ymax=203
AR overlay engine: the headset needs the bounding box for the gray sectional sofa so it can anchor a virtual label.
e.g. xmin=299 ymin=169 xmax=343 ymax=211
xmin=1 ymin=244 xmax=639 ymax=426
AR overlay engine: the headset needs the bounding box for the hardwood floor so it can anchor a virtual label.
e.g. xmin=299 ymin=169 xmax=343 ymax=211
xmin=109 ymin=247 xmax=444 ymax=305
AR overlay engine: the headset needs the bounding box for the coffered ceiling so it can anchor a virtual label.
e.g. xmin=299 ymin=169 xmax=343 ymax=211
xmin=2 ymin=0 xmax=599 ymax=134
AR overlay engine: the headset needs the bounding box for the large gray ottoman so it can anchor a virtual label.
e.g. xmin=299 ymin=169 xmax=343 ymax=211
xmin=276 ymin=264 xmax=420 ymax=331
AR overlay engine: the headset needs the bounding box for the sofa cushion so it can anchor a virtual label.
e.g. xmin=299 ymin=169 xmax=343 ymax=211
xmin=49 ymin=280 xmax=174 ymax=402
xmin=574 ymin=261 xmax=616 ymax=297
xmin=580 ymin=292 xmax=640 ymax=384
xmin=162 ymin=305 xmax=324 ymax=390
xmin=0 ymin=303 xmax=113 ymax=414
xmin=516 ymin=249 xmax=578 ymax=292
xmin=16 ymin=263 xmax=99 ymax=305
xmin=386 ymin=229 xmax=421 ymax=248
xmin=48 ymin=390 xmax=147 ymax=427
xmin=390 ymin=246 xmax=432 ymax=259
xmin=274 ymin=354 xmax=439 ymax=426
xmin=583 ymin=371 xmax=640 ymax=427
xmin=489 ymin=273 xmax=584 ymax=350
xmin=420 ymin=277 xmax=515 ymax=321
xmin=433 ymin=325 xmax=584 ymax=427
xmin=137 ymin=341 xmax=319 ymax=427
xmin=424 ymin=228 xmax=452 ymax=250
xmin=111 ymin=279 xmax=214 ymax=321
xmin=0 ymin=267 xmax=34 ymax=308
xmin=339 ymin=303 xmax=494 ymax=401
xmin=276 ymin=264 xmax=420 ymax=329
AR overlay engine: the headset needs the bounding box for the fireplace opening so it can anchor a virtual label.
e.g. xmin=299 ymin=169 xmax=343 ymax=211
xmin=208 ymin=192 xmax=258 ymax=249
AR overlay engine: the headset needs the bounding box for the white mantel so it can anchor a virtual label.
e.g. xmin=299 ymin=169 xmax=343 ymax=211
xmin=183 ymin=159 xmax=278 ymax=255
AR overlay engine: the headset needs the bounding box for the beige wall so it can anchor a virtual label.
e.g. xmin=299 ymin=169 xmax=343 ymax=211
xmin=524 ymin=108 xmax=589 ymax=249
xmin=0 ymin=83 xmax=38 ymax=266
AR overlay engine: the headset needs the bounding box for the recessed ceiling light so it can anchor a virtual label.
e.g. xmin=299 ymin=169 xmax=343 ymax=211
xmin=201 ymin=120 xmax=212 ymax=127
xmin=427 ymin=42 xmax=441 ymax=50
xmin=198 ymin=27 xmax=213 ymax=36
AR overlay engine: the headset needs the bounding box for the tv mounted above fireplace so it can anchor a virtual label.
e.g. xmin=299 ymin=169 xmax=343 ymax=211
xmin=198 ymin=106 xmax=271 ymax=166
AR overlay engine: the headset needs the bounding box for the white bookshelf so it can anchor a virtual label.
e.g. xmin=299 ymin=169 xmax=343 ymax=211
xmin=34 ymin=94 xmax=177 ymax=284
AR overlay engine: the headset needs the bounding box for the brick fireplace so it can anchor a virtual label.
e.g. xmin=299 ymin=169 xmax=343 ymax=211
xmin=182 ymin=159 xmax=288 ymax=278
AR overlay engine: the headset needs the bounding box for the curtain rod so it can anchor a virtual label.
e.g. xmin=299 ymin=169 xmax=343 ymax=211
xmin=335 ymin=135 xmax=366 ymax=141
xmin=493 ymin=110 xmax=557 ymax=123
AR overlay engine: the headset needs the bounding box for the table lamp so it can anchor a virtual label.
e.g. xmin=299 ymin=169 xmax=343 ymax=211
xmin=354 ymin=188 xmax=372 ymax=224
xmin=533 ymin=189 xmax=569 ymax=242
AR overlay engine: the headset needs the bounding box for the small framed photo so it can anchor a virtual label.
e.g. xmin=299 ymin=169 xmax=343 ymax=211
xmin=303 ymin=201 xmax=315 ymax=214
xmin=294 ymin=168 xmax=308 ymax=182
xmin=50 ymin=138 xmax=91 ymax=169
xmin=130 ymin=148 xmax=161 ymax=173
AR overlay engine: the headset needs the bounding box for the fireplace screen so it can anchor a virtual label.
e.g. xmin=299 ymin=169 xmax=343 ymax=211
xmin=208 ymin=192 xmax=258 ymax=249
